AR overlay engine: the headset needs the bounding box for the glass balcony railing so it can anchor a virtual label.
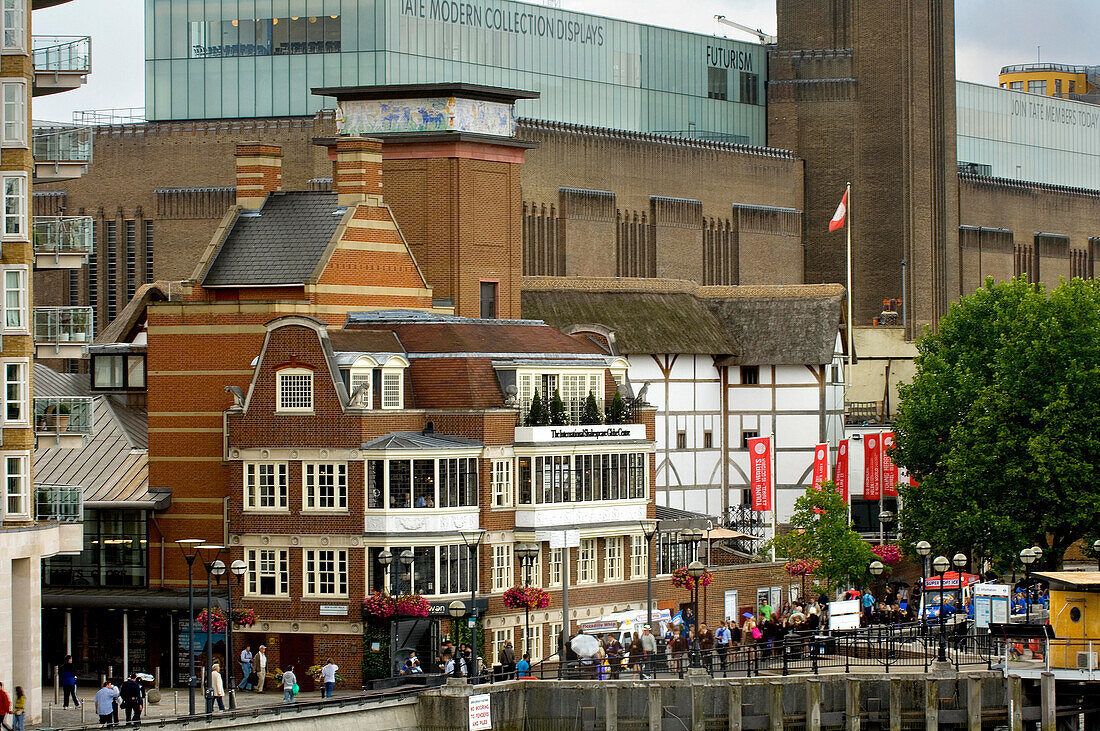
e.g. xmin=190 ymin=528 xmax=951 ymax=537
xmin=33 ymin=216 xmax=93 ymax=256
xmin=33 ymin=123 xmax=92 ymax=163
xmin=33 ymin=35 xmax=91 ymax=75
xmin=33 ymin=397 xmax=94 ymax=435
xmin=34 ymin=306 xmax=93 ymax=345
xmin=36 ymin=484 xmax=83 ymax=523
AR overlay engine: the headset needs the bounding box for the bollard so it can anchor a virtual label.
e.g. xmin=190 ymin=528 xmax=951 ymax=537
xmin=48 ymin=704 xmax=53 ymax=728
xmin=806 ymin=679 xmax=822 ymax=731
xmin=728 ymin=684 xmax=742 ymax=731
xmin=605 ymin=686 xmax=618 ymax=731
xmin=1008 ymin=675 xmax=1023 ymax=731
xmin=769 ymin=682 xmax=783 ymax=731
xmin=1040 ymin=672 xmax=1055 ymax=731
xmin=155 ymin=667 xmax=161 ymax=690
xmin=888 ymin=679 xmax=901 ymax=731
xmin=648 ymin=685 xmax=662 ymax=731
xmin=924 ymin=679 xmax=938 ymax=730
xmin=108 ymin=665 xmax=113 ymax=682
xmin=845 ymin=678 xmax=860 ymax=731
xmin=175 ymin=690 xmax=179 ymax=716
xmin=54 ymin=665 xmax=60 ymax=705
xmin=967 ymin=675 xmax=982 ymax=731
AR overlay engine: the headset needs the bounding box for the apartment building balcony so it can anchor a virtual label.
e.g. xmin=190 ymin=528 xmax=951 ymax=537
xmin=32 ymin=123 xmax=92 ymax=181
xmin=34 ymin=307 xmax=93 ymax=358
xmin=33 ymin=396 xmax=93 ymax=448
xmin=844 ymin=400 xmax=888 ymax=426
xmin=33 ymin=216 xmax=93 ymax=268
xmin=35 ymin=484 xmax=83 ymax=524
xmin=32 ymin=35 xmax=90 ymax=96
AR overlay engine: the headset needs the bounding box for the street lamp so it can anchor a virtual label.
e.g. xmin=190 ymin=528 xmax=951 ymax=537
xmin=175 ymin=539 xmax=205 ymax=716
xmin=377 ymin=548 xmax=415 ymax=676
xmin=460 ymin=529 xmax=485 ymax=684
xmin=679 ymin=528 xmax=704 ymax=626
xmin=915 ymin=541 xmax=931 ymax=633
xmin=878 ymin=510 xmax=895 ymax=545
xmin=687 ymin=560 xmax=706 ymax=668
xmin=215 ymin=559 xmax=247 ymax=709
xmin=447 ymin=600 xmax=467 ymax=678
xmin=640 ymin=520 xmax=659 ymax=633
xmin=868 ymin=561 xmax=884 ymax=623
xmin=1020 ymin=547 xmax=1037 ymax=623
xmin=514 ymin=543 xmax=539 ymax=660
xmin=197 ymin=545 xmax=225 ymax=716
xmin=932 ymin=555 xmax=949 ymax=662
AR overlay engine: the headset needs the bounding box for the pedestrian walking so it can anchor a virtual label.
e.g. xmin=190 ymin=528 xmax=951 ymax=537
xmin=640 ymin=625 xmax=657 ymax=678
xmin=10 ymin=687 xmax=23 ymax=731
xmin=281 ymin=666 xmax=296 ymax=704
xmin=0 ymin=682 xmax=11 ymax=731
xmin=498 ymin=640 xmax=516 ymax=679
xmin=516 ymin=653 xmax=531 ymax=678
xmin=320 ymin=659 xmax=338 ymax=698
xmin=60 ymin=655 xmax=80 ymax=708
xmin=255 ymin=645 xmax=268 ymax=692
xmin=210 ymin=663 xmax=225 ymax=711
xmin=94 ymin=680 xmax=120 ymax=727
xmin=120 ymin=673 xmax=144 ymax=725
xmin=238 ymin=645 xmax=253 ymax=690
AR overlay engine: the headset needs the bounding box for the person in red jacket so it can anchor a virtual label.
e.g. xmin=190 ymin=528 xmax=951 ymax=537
xmin=0 ymin=680 xmax=12 ymax=731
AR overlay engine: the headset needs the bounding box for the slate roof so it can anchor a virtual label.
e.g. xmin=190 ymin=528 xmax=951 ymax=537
xmin=202 ymin=192 xmax=346 ymax=286
xmin=408 ymin=358 xmax=505 ymax=409
xmin=389 ymin=322 xmax=603 ymax=356
xmin=360 ymin=432 xmax=484 ymax=451
xmin=328 ymin=329 xmax=405 ymax=356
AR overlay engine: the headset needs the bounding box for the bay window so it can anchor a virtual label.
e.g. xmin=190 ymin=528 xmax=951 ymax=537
xmin=517 ymin=451 xmax=647 ymax=504
xmin=369 ymin=544 xmax=472 ymax=596
xmin=369 ymin=456 xmax=478 ymax=510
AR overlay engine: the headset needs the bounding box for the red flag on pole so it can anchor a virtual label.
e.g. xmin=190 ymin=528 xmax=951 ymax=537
xmin=747 ymin=436 xmax=773 ymax=511
xmin=811 ymin=443 xmax=829 ymax=488
xmin=882 ymin=432 xmax=899 ymax=496
xmin=835 ymin=439 xmax=849 ymax=502
xmin=828 ymin=189 xmax=848 ymax=232
xmin=863 ymin=433 xmax=882 ymax=500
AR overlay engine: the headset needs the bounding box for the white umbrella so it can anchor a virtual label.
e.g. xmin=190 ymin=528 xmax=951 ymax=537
xmin=570 ymin=633 xmax=600 ymax=659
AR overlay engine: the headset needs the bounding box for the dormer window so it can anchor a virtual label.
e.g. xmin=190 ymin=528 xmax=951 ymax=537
xmin=381 ymin=366 xmax=403 ymax=409
xmin=276 ymin=367 xmax=313 ymax=413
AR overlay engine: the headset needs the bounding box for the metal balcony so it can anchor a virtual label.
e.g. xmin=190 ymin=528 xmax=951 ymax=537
xmin=35 ymin=484 xmax=83 ymax=523
xmin=32 ymin=123 xmax=92 ymax=181
xmin=34 ymin=306 xmax=93 ymax=358
xmin=34 ymin=396 xmax=93 ymax=448
xmin=32 ymin=35 xmax=90 ymax=96
xmin=33 ymin=216 xmax=93 ymax=268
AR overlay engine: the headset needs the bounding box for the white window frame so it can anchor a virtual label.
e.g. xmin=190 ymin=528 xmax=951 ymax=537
xmin=630 ymin=535 xmax=648 ymax=580
xmin=578 ymin=539 xmax=597 ymax=584
xmin=303 ymin=548 xmax=348 ymax=598
xmin=518 ymin=545 xmax=541 ymax=588
xmin=492 ymin=628 xmax=513 ymax=666
xmin=2 ymin=266 xmax=25 ymax=331
xmin=1 ymin=79 xmax=24 ymax=147
xmin=491 ymin=459 xmax=513 ymax=507
xmin=302 ymin=461 xmax=348 ymax=512
xmin=1 ymin=172 xmax=26 ymax=240
xmin=349 ymin=366 xmax=373 ymax=409
xmin=243 ymin=462 xmax=288 ymax=512
xmin=1 ymin=0 xmax=24 ymax=53
xmin=3 ymin=451 xmax=27 ymax=518
xmin=604 ymin=537 xmax=624 ymax=581
xmin=491 ymin=544 xmax=513 ymax=592
xmin=3 ymin=359 xmax=27 ymax=425
xmin=245 ymin=547 xmax=289 ymax=597
xmin=275 ymin=367 xmax=313 ymax=413
xmin=522 ymin=623 xmax=543 ymax=663
xmin=381 ymin=366 xmax=403 ymax=409
xmin=548 ymin=547 xmax=563 ymax=587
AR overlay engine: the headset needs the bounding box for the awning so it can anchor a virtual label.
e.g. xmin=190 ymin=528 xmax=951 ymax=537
xmin=706 ymin=527 xmax=761 ymax=541
xmin=43 ymin=589 xmax=228 ymax=611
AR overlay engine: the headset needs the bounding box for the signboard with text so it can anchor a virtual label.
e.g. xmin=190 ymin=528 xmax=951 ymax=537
xmin=469 ymin=693 xmax=492 ymax=730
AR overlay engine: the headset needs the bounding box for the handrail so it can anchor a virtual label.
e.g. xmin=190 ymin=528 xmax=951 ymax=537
xmin=32 ymin=35 xmax=91 ymax=74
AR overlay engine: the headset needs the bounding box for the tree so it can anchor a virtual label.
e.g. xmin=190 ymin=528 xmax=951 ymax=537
xmin=580 ymin=391 xmax=603 ymax=425
xmin=768 ymin=481 xmax=875 ymax=590
xmin=607 ymin=391 xmax=627 ymax=424
xmin=525 ymin=389 xmax=547 ymax=426
xmin=892 ymin=277 xmax=1100 ymax=569
xmin=548 ymin=388 xmax=568 ymax=426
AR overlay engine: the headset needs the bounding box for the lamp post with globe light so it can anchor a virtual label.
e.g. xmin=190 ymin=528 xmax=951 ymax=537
xmin=932 ymin=555 xmax=949 ymax=662
xmin=686 ymin=560 xmax=706 ymax=668
xmin=514 ymin=543 xmax=539 ymax=659
xmin=915 ymin=541 xmax=931 ymax=633
xmin=198 ymin=547 xmax=225 ymax=716
xmin=175 ymin=538 xmax=205 ymax=716
xmin=215 ymin=559 xmax=247 ymax=709
xmin=869 ymin=560 xmax=885 ymax=621
xmin=447 ymin=600 xmax=466 ymax=678
xmin=1020 ymin=547 xmax=1037 ymax=623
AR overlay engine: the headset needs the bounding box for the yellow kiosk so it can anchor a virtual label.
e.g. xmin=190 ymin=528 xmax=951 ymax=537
xmin=1034 ymin=571 xmax=1100 ymax=672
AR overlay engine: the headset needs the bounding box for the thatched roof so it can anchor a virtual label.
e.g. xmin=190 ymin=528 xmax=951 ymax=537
xmin=521 ymin=277 xmax=844 ymax=365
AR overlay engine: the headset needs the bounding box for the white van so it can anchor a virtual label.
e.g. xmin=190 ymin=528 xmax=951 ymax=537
xmin=578 ymin=609 xmax=672 ymax=647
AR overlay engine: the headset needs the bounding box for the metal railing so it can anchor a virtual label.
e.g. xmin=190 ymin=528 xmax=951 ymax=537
xmin=34 ymin=306 xmax=93 ymax=344
xmin=72 ymin=107 xmax=146 ymax=126
xmin=845 ymin=400 xmax=886 ymax=425
xmin=36 ymin=484 xmax=82 ymax=523
xmin=33 ymin=216 xmax=94 ymax=255
xmin=521 ymin=396 xmax=641 ymax=427
xmin=1000 ymin=63 xmax=1091 ymax=75
xmin=32 ymin=35 xmax=91 ymax=74
xmin=33 ymin=123 xmax=92 ymax=163
xmin=722 ymin=504 xmax=768 ymax=554
xmin=33 ymin=396 xmax=94 ymax=435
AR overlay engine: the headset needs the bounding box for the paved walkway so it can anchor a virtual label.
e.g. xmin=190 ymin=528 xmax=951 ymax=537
xmin=35 ymin=686 xmax=366 ymax=729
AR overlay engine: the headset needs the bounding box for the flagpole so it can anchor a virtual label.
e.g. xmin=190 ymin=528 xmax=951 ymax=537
xmin=845 ymin=182 xmax=853 ymax=391
xmin=770 ymin=432 xmax=777 ymax=562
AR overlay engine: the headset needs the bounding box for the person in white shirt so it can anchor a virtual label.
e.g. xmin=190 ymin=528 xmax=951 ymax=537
xmin=210 ymin=663 xmax=225 ymax=712
xmin=320 ymin=659 xmax=339 ymax=698
xmin=255 ymin=646 xmax=268 ymax=692
xmin=281 ymin=666 xmax=296 ymax=704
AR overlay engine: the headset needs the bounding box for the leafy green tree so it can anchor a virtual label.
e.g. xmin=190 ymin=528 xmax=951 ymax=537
xmin=768 ymin=481 xmax=875 ymax=590
xmin=607 ymin=391 xmax=627 ymax=424
xmin=525 ymin=389 xmax=547 ymax=426
xmin=549 ymin=388 xmax=568 ymax=426
xmin=580 ymin=391 xmax=603 ymax=425
xmin=892 ymin=277 xmax=1100 ymax=569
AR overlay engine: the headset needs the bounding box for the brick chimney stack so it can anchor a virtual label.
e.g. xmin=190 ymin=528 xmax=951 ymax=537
xmin=333 ymin=136 xmax=383 ymax=207
xmin=234 ymin=142 xmax=283 ymax=209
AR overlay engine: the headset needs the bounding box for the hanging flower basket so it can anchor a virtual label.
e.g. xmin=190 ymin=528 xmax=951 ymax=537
xmin=871 ymin=544 xmax=903 ymax=565
xmin=196 ymin=608 xmax=227 ymax=633
xmin=670 ymin=566 xmax=713 ymax=591
xmin=363 ymin=591 xmax=430 ymax=618
xmin=502 ymin=585 xmax=551 ymax=610
xmin=231 ymin=608 xmax=257 ymax=627
xmin=784 ymin=558 xmax=821 ymax=576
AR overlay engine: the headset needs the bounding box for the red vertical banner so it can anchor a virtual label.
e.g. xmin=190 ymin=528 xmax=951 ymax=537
xmin=747 ymin=436 xmax=773 ymax=511
xmin=811 ymin=443 xmax=829 ymax=488
xmin=863 ymin=433 xmax=882 ymax=500
xmin=835 ymin=440 xmax=849 ymax=502
xmin=881 ymin=432 xmax=899 ymax=496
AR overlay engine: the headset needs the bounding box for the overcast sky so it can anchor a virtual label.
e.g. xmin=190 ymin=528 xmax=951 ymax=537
xmin=32 ymin=0 xmax=1100 ymax=122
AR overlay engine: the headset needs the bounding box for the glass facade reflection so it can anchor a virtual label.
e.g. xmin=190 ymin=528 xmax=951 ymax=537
xmin=146 ymin=0 xmax=767 ymax=144
xmin=44 ymin=509 xmax=147 ymax=588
